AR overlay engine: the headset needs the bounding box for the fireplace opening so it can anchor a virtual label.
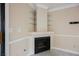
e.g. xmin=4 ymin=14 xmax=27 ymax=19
xmin=35 ymin=36 xmax=50 ymax=54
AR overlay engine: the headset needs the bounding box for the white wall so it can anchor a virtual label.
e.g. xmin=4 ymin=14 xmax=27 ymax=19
xmin=48 ymin=5 xmax=79 ymax=52
xmin=9 ymin=37 xmax=33 ymax=56
xmin=9 ymin=4 xmax=34 ymax=41
xmin=9 ymin=3 xmax=49 ymax=56
xmin=9 ymin=3 xmax=35 ymax=56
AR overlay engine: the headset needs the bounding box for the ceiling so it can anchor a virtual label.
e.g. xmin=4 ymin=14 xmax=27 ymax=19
xmin=40 ymin=3 xmax=79 ymax=9
xmin=32 ymin=3 xmax=79 ymax=10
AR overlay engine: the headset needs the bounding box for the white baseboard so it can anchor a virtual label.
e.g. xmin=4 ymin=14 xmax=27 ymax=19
xmin=26 ymin=53 xmax=33 ymax=56
xmin=25 ymin=49 xmax=34 ymax=56
xmin=52 ymin=47 xmax=79 ymax=55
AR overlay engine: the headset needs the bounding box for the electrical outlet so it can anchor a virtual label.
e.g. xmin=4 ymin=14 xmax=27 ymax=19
xmin=24 ymin=49 xmax=27 ymax=52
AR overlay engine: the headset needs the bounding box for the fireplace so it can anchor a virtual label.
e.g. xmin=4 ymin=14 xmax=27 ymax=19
xmin=35 ymin=36 xmax=50 ymax=54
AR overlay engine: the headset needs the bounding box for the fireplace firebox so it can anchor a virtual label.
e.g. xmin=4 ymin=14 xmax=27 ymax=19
xmin=35 ymin=36 xmax=50 ymax=54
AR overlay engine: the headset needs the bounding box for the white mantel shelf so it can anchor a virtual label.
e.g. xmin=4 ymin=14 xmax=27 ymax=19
xmin=31 ymin=32 xmax=54 ymax=37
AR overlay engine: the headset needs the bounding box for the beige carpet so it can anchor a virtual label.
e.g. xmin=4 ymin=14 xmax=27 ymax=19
xmin=32 ymin=49 xmax=79 ymax=56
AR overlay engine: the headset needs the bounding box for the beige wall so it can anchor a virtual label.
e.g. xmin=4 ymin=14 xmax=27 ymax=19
xmin=10 ymin=39 xmax=28 ymax=56
xmin=48 ymin=6 xmax=79 ymax=52
xmin=9 ymin=4 xmax=48 ymax=41
xmin=9 ymin=3 xmax=79 ymax=55
xmin=9 ymin=4 xmax=35 ymax=55
xmin=36 ymin=7 xmax=47 ymax=32
xmin=9 ymin=4 xmax=34 ymax=41
xmin=9 ymin=4 xmax=48 ymax=55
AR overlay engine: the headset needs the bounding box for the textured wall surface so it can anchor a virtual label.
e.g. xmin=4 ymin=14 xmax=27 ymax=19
xmin=48 ymin=5 xmax=79 ymax=52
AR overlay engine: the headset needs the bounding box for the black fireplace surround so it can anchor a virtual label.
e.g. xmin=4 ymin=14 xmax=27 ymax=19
xmin=35 ymin=36 xmax=50 ymax=54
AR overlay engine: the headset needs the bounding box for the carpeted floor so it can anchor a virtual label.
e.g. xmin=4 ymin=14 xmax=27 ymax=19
xmin=32 ymin=49 xmax=79 ymax=56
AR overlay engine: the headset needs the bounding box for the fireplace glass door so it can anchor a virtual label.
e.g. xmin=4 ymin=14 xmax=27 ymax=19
xmin=35 ymin=36 xmax=50 ymax=54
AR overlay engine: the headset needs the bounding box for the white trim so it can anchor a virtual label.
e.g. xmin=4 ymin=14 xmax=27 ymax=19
xmin=9 ymin=32 xmax=54 ymax=44
xmin=28 ymin=4 xmax=48 ymax=10
xmin=53 ymin=47 xmax=79 ymax=55
xmin=49 ymin=4 xmax=79 ymax=12
xmin=36 ymin=4 xmax=48 ymax=9
xmin=5 ymin=3 xmax=10 ymax=56
xmin=54 ymin=34 xmax=79 ymax=37
xmin=9 ymin=37 xmax=31 ymax=44
xmin=26 ymin=53 xmax=33 ymax=56
xmin=25 ymin=50 xmax=34 ymax=56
